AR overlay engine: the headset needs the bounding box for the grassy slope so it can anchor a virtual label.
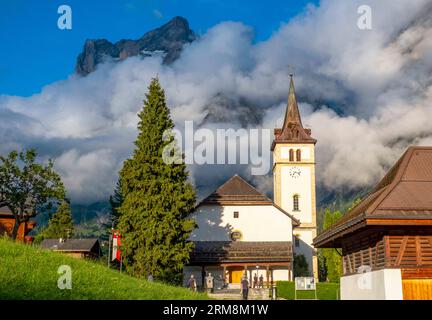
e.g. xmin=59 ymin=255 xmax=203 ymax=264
xmin=277 ymin=281 xmax=340 ymax=300
xmin=0 ymin=239 xmax=207 ymax=300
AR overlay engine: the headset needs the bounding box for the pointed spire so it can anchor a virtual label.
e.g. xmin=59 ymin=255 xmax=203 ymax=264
xmin=271 ymin=73 xmax=316 ymax=150
xmin=282 ymin=74 xmax=303 ymax=129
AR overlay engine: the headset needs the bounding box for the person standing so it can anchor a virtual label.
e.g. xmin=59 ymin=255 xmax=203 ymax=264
xmin=241 ymin=275 xmax=249 ymax=300
xmin=259 ymin=274 xmax=264 ymax=288
xmin=205 ymin=272 xmax=214 ymax=293
xmin=188 ymin=274 xmax=197 ymax=292
xmin=253 ymin=273 xmax=258 ymax=288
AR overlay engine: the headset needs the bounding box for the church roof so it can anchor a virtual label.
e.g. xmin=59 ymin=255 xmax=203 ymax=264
xmin=201 ymin=174 xmax=270 ymax=204
xmin=271 ymin=75 xmax=316 ymax=150
xmin=314 ymin=146 xmax=432 ymax=248
xmin=198 ymin=174 xmax=300 ymax=225
xmin=189 ymin=241 xmax=293 ymax=264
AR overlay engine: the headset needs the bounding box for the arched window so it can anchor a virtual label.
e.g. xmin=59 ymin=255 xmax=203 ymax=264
xmin=296 ymin=149 xmax=301 ymax=162
xmin=289 ymin=149 xmax=294 ymax=161
xmin=293 ymin=194 xmax=300 ymax=211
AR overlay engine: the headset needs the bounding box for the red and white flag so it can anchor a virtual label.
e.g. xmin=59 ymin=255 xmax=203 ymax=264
xmin=112 ymin=231 xmax=121 ymax=261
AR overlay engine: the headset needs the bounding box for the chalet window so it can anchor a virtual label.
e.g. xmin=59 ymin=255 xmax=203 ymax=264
xmin=293 ymin=194 xmax=300 ymax=211
xmin=296 ymin=149 xmax=301 ymax=162
xmin=233 ymin=211 xmax=239 ymax=218
xmin=289 ymin=149 xmax=294 ymax=161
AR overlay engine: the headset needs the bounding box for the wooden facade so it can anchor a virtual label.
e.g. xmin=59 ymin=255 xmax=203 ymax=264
xmin=340 ymin=227 xmax=432 ymax=277
xmin=0 ymin=210 xmax=36 ymax=243
xmin=314 ymin=147 xmax=432 ymax=299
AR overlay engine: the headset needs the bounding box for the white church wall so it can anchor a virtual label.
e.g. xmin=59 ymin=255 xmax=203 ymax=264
xmin=281 ymin=166 xmax=312 ymax=224
xmin=340 ymin=269 xmax=403 ymax=300
xmin=272 ymin=269 xmax=290 ymax=281
xmin=279 ymin=145 xmax=312 ymax=161
xmin=190 ymin=204 xmax=293 ymax=242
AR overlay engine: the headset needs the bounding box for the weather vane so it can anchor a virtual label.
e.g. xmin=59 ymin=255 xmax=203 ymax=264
xmin=288 ymin=65 xmax=295 ymax=77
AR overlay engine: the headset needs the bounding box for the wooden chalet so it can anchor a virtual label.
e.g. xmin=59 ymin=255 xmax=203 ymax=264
xmin=40 ymin=238 xmax=102 ymax=259
xmin=0 ymin=206 xmax=36 ymax=243
xmin=313 ymin=146 xmax=432 ymax=299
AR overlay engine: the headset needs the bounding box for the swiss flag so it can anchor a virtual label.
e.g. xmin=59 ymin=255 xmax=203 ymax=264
xmin=112 ymin=231 xmax=122 ymax=261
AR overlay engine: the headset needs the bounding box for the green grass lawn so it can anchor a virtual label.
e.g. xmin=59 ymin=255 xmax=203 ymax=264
xmin=277 ymin=281 xmax=340 ymax=300
xmin=0 ymin=239 xmax=207 ymax=300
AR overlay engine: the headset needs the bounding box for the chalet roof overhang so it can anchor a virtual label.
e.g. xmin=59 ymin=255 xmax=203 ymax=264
xmin=313 ymin=146 xmax=432 ymax=248
xmin=314 ymin=216 xmax=432 ymax=248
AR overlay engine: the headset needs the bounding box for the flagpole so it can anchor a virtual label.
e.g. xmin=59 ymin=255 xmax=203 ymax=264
xmin=107 ymin=230 xmax=112 ymax=268
xmin=120 ymin=254 xmax=123 ymax=274
xmin=107 ymin=218 xmax=114 ymax=268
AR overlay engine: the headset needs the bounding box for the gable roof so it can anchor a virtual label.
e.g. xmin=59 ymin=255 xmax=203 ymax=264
xmin=201 ymin=174 xmax=271 ymax=205
xmin=40 ymin=238 xmax=100 ymax=254
xmin=189 ymin=241 xmax=293 ymax=264
xmin=314 ymin=146 xmax=432 ymax=247
xmin=198 ymin=174 xmax=300 ymax=225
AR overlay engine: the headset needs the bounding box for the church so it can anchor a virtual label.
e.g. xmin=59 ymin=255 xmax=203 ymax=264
xmin=183 ymin=75 xmax=318 ymax=288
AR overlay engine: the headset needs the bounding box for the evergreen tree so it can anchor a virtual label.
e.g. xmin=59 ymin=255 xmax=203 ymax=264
xmin=321 ymin=208 xmax=343 ymax=282
xmin=293 ymin=254 xmax=310 ymax=277
xmin=43 ymin=200 xmax=74 ymax=239
xmin=108 ymin=180 xmax=123 ymax=228
xmin=118 ymin=78 xmax=196 ymax=283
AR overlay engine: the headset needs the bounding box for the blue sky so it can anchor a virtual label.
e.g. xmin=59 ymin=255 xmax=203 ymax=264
xmin=0 ymin=0 xmax=317 ymax=96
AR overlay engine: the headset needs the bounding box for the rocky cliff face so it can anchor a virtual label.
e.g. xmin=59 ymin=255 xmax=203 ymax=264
xmin=75 ymin=16 xmax=196 ymax=76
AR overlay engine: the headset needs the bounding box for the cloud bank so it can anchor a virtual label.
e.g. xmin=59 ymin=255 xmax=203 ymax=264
xmin=1 ymin=0 xmax=431 ymax=202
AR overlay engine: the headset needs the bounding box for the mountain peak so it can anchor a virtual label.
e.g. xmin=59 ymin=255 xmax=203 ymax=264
xmin=75 ymin=17 xmax=196 ymax=76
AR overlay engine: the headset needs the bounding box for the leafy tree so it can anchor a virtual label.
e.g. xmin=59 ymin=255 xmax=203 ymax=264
xmin=43 ymin=200 xmax=74 ymax=239
xmin=118 ymin=78 xmax=196 ymax=283
xmin=0 ymin=149 xmax=65 ymax=239
xmin=321 ymin=208 xmax=343 ymax=282
xmin=293 ymin=254 xmax=310 ymax=277
xmin=317 ymin=249 xmax=328 ymax=282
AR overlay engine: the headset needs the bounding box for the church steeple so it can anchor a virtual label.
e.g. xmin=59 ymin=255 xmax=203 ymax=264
xmin=271 ymin=74 xmax=316 ymax=150
xmin=282 ymin=74 xmax=303 ymax=129
xmin=271 ymin=73 xmax=318 ymax=279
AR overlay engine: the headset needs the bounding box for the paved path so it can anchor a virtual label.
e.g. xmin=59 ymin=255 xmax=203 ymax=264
xmin=208 ymin=288 xmax=285 ymax=300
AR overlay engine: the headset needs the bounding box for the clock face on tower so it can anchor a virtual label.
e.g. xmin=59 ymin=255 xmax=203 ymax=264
xmin=289 ymin=167 xmax=301 ymax=179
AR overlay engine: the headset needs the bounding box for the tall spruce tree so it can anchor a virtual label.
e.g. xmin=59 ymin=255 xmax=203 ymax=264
xmin=43 ymin=200 xmax=74 ymax=239
xmin=118 ymin=78 xmax=196 ymax=283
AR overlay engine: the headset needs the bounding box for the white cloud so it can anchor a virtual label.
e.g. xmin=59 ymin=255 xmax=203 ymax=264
xmin=0 ymin=0 xmax=431 ymax=202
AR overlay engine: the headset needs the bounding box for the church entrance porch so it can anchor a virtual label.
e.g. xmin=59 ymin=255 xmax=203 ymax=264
xmin=184 ymin=241 xmax=294 ymax=290
xmin=221 ymin=263 xmax=292 ymax=289
xmin=229 ymin=267 xmax=244 ymax=284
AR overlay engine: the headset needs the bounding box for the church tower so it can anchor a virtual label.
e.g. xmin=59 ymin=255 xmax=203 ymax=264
xmin=272 ymin=75 xmax=318 ymax=279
